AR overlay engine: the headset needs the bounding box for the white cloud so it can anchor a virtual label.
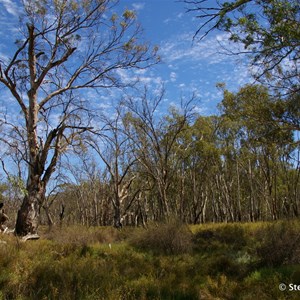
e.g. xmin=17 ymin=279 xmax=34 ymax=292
xmin=160 ymin=32 xmax=244 ymax=66
xmin=132 ymin=2 xmax=145 ymax=11
xmin=116 ymin=68 xmax=163 ymax=87
xmin=0 ymin=0 xmax=19 ymax=16
xmin=134 ymin=68 xmax=147 ymax=75
xmin=159 ymin=30 xmax=253 ymax=101
xmin=0 ymin=51 xmax=9 ymax=62
xmin=170 ymin=72 xmax=177 ymax=82
xmin=139 ymin=75 xmax=163 ymax=85
xmin=193 ymin=105 xmax=206 ymax=114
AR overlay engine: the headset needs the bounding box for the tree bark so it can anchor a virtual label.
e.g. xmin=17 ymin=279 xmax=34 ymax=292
xmin=113 ymin=204 xmax=122 ymax=228
xmin=15 ymin=182 xmax=45 ymax=236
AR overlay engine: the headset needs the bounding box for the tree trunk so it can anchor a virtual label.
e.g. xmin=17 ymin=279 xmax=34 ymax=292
xmin=113 ymin=203 xmax=122 ymax=228
xmin=44 ymin=205 xmax=54 ymax=229
xmin=15 ymin=183 xmax=45 ymax=236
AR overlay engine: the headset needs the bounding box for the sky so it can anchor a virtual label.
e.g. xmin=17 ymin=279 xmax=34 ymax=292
xmin=0 ymin=0 xmax=253 ymax=117
xmin=118 ymin=0 xmax=252 ymax=115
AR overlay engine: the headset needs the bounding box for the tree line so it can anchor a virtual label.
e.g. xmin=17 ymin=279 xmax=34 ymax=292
xmin=2 ymin=83 xmax=298 ymax=228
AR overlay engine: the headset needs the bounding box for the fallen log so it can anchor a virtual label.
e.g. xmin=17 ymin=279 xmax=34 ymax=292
xmin=21 ymin=233 xmax=40 ymax=241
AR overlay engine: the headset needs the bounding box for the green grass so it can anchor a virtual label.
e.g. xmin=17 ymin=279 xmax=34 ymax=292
xmin=0 ymin=220 xmax=299 ymax=299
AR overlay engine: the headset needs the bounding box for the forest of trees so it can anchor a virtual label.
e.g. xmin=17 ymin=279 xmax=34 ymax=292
xmin=2 ymin=83 xmax=299 ymax=228
xmin=0 ymin=0 xmax=299 ymax=233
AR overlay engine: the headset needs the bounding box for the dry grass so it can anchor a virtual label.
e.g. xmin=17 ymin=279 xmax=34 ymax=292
xmin=129 ymin=219 xmax=193 ymax=255
xmin=0 ymin=220 xmax=300 ymax=299
xmin=42 ymin=225 xmax=123 ymax=246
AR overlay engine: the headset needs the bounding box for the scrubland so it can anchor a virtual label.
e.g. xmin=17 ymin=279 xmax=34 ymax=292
xmin=0 ymin=220 xmax=300 ymax=300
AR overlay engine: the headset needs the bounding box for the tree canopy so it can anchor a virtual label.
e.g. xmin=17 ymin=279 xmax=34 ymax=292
xmin=185 ymin=0 xmax=300 ymax=94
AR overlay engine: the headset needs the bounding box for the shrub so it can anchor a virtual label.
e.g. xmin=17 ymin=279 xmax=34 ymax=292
xmin=215 ymin=224 xmax=247 ymax=248
xmin=193 ymin=224 xmax=247 ymax=252
xmin=200 ymin=275 xmax=239 ymax=300
xmin=254 ymin=221 xmax=300 ymax=267
xmin=205 ymin=255 xmax=240 ymax=278
xmin=129 ymin=219 xmax=193 ymax=255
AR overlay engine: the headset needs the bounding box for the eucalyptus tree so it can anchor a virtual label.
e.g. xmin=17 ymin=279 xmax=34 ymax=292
xmin=184 ymin=0 xmax=300 ymax=94
xmin=194 ymin=116 xmax=225 ymax=222
xmin=124 ymin=88 xmax=195 ymax=220
xmin=57 ymin=151 xmax=105 ymax=226
xmin=87 ymin=105 xmax=139 ymax=228
xmin=173 ymin=115 xmax=220 ymax=223
xmin=0 ymin=0 xmax=158 ymax=236
xmin=218 ymin=84 xmax=296 ymax=220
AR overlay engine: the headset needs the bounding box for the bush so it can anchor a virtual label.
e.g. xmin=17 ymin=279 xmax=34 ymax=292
xmin=200 ymin=275 xmax=239 ymax=300
xmin=129 ymin=219 xmax=193 ymax=255
xmin=193 ymin=224 xmax=247 ymax=252
xmin=254 ymin=221 xmax=300 ymax=267
xmin=215 ymin=224 xmax=247 ymax=248
xmin=205 ymin=255 xmax=240 ymax=278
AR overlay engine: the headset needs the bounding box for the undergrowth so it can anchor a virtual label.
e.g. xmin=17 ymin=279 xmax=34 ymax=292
xmin=0 ymin=220 xmax=299 ymax=299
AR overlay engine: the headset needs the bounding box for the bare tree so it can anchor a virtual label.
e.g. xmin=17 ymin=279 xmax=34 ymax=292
xmin=124 ymin=88 xmax=195 ymax=220
xmin=55 ymin=151 xmax=104 ymax=227
xmin=0 ymin=0 xmax=158 ymax=236
xmin=88 ymin=105 xmax=139 ymax=228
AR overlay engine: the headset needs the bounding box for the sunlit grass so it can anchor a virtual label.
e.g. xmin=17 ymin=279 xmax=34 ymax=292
xmin=0 ymin=220 xmax=299 ymax=299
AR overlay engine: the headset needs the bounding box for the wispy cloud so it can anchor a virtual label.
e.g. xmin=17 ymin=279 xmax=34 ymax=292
xmin=170 ymin=72 xmax=177 ymax=82
xmin=0 ymin=0 xmax=19 ymax=16
xmin=116 ymin=68 xmax=163 ymax=87
xmin=160 ymin=32 xmax=240 ymax=66
xmin=159 ymin=30 xmax=253 ymax=97
xmin=132 ymin=2 xmax=145 ymax=12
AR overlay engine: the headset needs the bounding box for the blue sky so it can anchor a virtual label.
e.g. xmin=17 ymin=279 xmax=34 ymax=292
xmin=0 ymin=0 xmax=253 ymax=116
xmin=118 ymin=0 xmax=252 ymax=115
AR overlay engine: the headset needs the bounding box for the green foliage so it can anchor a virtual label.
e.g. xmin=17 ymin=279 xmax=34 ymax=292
xmin=253 ymin=221 xmax=300 ymax=267
xmin=187 ymin=0 xmax=300 ymax=93
xmin=219 ymin=84 xmax=294 ymax=146
xmin=194 ymin=224 xmax=247 ymax=252
xmin=7 ymin=175 xmax=28 ymax=197
xmin=200 ymin=275 xmax=239 ymax=300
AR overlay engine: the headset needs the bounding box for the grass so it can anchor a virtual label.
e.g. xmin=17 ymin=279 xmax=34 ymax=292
xmin=0 ymin=220 xmax=299 ymax=299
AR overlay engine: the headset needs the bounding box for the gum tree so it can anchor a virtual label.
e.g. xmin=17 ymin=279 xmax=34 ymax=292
xmin=124 ymin=88 xmax=195 ymax=220
xmin=87 ymin=105 xmax=139 ymax=228
xmin=184 ymin=0 xmax=300 ymax=94
xmin=0 ymin=0 xmax=158 ymax=236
